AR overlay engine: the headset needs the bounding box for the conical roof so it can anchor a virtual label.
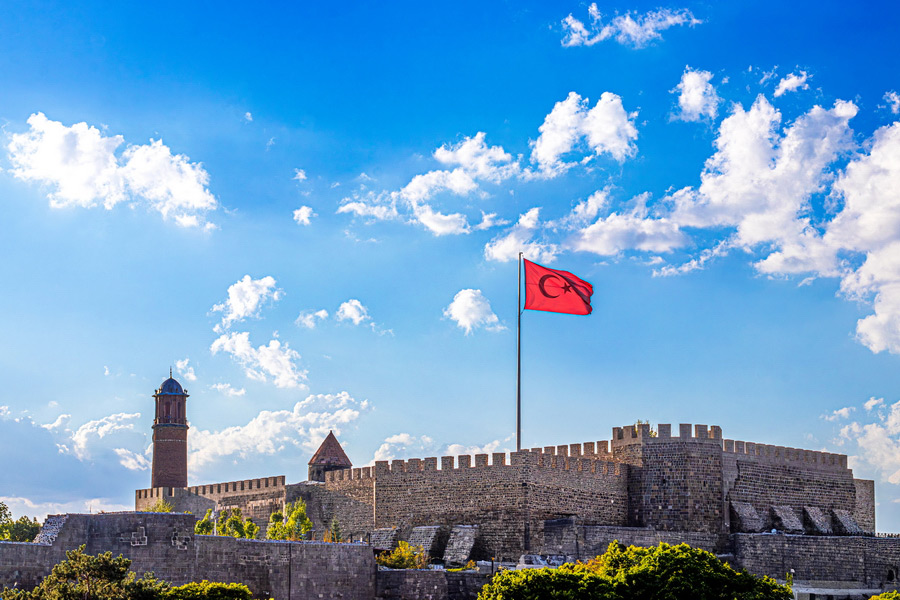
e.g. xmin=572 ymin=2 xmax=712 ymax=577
xmin=308 ymin=430 xmax=352 ymax=468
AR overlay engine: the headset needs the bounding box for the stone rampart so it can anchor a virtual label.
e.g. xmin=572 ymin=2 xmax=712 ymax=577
xmin=0 ymin=512 xmax=375 ymax=600
xmin=375 ymin=570 xmax=489 ymax=600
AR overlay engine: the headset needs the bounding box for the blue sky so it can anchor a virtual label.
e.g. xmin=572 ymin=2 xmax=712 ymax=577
xmin=3 ymin=1 xmax=900 ymax=530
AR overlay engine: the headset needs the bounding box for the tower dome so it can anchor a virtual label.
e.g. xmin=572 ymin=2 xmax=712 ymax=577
xmin=157 ymin=377 xmax=185 ymax=395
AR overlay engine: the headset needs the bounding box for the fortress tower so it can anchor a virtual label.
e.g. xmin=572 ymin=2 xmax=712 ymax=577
xmin=150 ymin=371 xmax=189 ymax=488
xmin=308 ymin=430 xmax=352 ymax=481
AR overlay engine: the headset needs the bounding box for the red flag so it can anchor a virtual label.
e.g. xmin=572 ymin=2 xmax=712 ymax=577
xmin=524 ymin=259 xmax=593 ymax=315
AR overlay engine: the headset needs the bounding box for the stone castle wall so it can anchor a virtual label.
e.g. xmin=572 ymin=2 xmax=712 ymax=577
xmin=0 ymin=513 xmax=375 ymax=600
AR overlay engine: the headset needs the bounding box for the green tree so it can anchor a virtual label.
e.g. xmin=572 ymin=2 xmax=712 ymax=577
xmin=0 ymin=545 xmax=169 ymax=600
xmin=375 ymin=541 xmax=428 ymax=569
xmin=146 ymin=498 xmax=174 ymax=513
xmin=326 ymin=517 xmax=342 ymax=543
xmin=0 ymin=502 xmax=41 ymax=542
xmin=214 ymin=509 xmax=258 ymax=539
xmin=265 ymin=501 xmax=312 ymax=541
xmin=194 ymin=510 xmax=215 ymax=535
xmin=478 ymin=542 xmax=792 ymax=600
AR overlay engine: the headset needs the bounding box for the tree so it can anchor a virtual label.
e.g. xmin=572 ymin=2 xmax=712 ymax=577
xmin=477 ymin=542 xmax=792 ymax=600
xmin=375 ymin=541 xmax=428 ymax=569
xmin=0 ymin=545 xmax=169 ymax=600
xmin=265 ymin=501 xmax=312 ymax=541
xmin=325 ymin=518 xmax=342 ymax=543
xmin=193 ymin=509 xmax=257 ymax=539
xmin=0 ymin=502 xmax=41 ymax=542
xmin=194 ymin=510 xmax=215 ymax=535
xmin=146 ymin=498 xmax=173 ymax=513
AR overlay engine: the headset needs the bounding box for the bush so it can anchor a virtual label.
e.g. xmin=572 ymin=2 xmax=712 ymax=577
xmin=168 ymin=581 xmax=252 ymax=600
xmin=265 ymin=501 xmax=312 ymax=541
xmin=146 ymin=498 xmax=174 ymax=513
xmin=870 ymin=593 xmax=900 ymax=600
xmin=375 ymin=541 xmax=428 ymax=569
xmin=478 ymin=542 xmax=792 ymax=600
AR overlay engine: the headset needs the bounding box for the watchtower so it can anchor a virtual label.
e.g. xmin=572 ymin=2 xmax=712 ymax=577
xmin=150 ymin=370 xmax=189 ymax=488
xmin=308 ymin=431 xmax=352 ymax=482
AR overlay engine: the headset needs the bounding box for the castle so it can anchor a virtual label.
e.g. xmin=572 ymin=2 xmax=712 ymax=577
xmin=130 ymin=375 xmax=900 ymax=596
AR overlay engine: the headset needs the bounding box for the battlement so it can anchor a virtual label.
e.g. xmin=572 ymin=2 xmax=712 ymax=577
xmin=610 ymin=423 xmax=723 ymax=447
xmin=723 ymin=439 xmax=848 ymax=471
xmin=135 ymin=476 xmax=286 ymax=500
xmin=324 ymin=449 xmax=625 ymax=484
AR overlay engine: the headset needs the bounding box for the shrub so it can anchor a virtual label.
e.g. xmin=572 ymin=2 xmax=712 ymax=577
xmin=376 ymin=541 xmax=428 ymax=569
xmin=478 ymin=542 xmax=792 ymax=600
xmin=870 ymin=593 xmax=900 ymax=600
xmin=168 ymin=581 xmax=252 ymax=600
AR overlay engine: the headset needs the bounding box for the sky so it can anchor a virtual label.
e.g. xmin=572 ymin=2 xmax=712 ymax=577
xmin=2 ymin=0 xmax=900 ymax=530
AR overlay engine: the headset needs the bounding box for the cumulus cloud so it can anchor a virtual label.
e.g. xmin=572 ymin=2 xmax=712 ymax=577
xmin=6 ymin=114 xmax=220 ymax=228
xmin=295 ymin=309 xmax=329 ymax=329
xmin=484 ymin=208 xmax=560 ymax=263
xmin=337 ymin=190 xmax=400 ymax=221
xmin=244 ymin=112 xmax=253 ymax=122
xmin=443 ymin=289 xmax=505 ymax=335
xmin=373 ymin=433 xmax=434 ymax=463
xmin=210 ymin=382 xmax=246 ymax=397
xmin=293 ymin=205 xmax=315 ymax=225
xmin=41 ymin=414 xmax=71 ymax=431
xmin=561 ymin=4 xmax=700 ymax=48
xmin=866 ymin=397 xmax=885 ymax=411
xmin=884 ymin=91 xmax=900 ymax=115
xmin=442 ymin=438 xmax=511 ymax=456
xmin=175 ymin=358 xmax=197 ymax=381
xmin=530 ymin=92 xmax=638 ymax=177
xmin=189 ymin=392 xmax=368 ymax=471
xmin=773 ymin=71 xmax=810 ymax=97
xmin=841 ymin=399 xmax=900 ymax=484
xmin=673 ymin=67 xmax=720 ymax=121
xmin=70 ymin=412 xmax=142 ymax=460
xmin=210 ymin=331 xmax=307 ymax=389
xmin=822 ymin=406 xmax=855 ymax=422
xmin=293 ymin=168 xmax=307 ymax=181
xmin=114 ymin=448 xmax=150 ymax=471
xmin=0 ymin=496 xmax=132 ymax=521
xmin=336 ymin=299 xmax=370 ymax=325
xmin=211 ymin=275 xmax=283 ymax=333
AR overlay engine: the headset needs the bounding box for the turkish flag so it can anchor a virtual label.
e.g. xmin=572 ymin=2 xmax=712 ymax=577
xmin=524 ymin=259 xmax=593 ymax=315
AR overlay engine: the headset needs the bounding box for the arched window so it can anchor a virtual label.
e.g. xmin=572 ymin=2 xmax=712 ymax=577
xmin=888 ymin=568 xmax=896 ymax=582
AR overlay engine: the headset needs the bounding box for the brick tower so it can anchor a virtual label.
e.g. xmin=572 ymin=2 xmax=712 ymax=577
xmin=151 ymin=370 xmax=189 ymax=488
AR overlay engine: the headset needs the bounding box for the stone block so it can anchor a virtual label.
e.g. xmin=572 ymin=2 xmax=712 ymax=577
xmin=802 ymin=506 xmax=833 ymax=535
xmin=832 ymin=509 xmax=863 ymax=535
xmin=730 ymin=502 xmax=765 ymax=533
xmin=770 ymin=505 xmax=804 ymax=533
xmin=370 ymin=527 xmax=399 ymax=551
xmin=443 ymin=525 xmax=479 ymax=566
xmin=407 ymin=525 xmax=449 ymax=560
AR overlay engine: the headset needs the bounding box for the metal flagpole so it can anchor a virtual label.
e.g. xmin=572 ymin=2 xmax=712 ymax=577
xmin=516 ymin=251 xmax=522 ymax=452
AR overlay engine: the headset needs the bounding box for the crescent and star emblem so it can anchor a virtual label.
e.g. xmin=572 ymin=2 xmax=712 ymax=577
xmin=539 ymin=274 xmax=574 ymax=298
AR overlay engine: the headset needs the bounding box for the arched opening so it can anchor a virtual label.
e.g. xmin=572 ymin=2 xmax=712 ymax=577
xmin=888 ymin=567 xmax=896 ymax=582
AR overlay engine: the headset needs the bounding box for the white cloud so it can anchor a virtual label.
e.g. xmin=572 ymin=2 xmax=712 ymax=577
xmin=293 ymin=168 xmax=307 ymax=181
xmin=336 ymin=299 xmax=370 ymax=325
xmin=175 ymin=358 xmax=197 ymax=381
xmin=484 ymin=208 xmax=560 ymax=263
xmin=114 ymin=448 xmax=150 ymax=471
xmin=293 ymin=205 xmax=315 ymax=225
xmin=866 ymin=397 xmax=885 ymax=411
xmin=337 ymin=190 xmax=400 ymax=221
xmin=530 ymin=91 xmax=638 ymax=176
xmin=373 ymin=433 xmax=434 ymax=462
xmin=70 ymin=412 xmax=141 ymax=460
xmin=211 ymin=275 xmax=283 ymax=333
xmin=189 ymin=392 xmax=367 ymax=471
xmin=295 ymin=309 xmax=329 ymax=329
xmin=774 ymin=71 xmax=810 ymax=97
xmin=443 ymin=289 xmax=505 ymax=335
xmin=41 ymin=414 xmax=71 ymax=431
xmin=571 ymin=209 xmax=687 ymax=256
xmin=673 ymin=67 xmax=720 ymax=121
xmin=0 ymin=496 xmax=132 ymax=521
xmin=442 ymin=439 xmax=510 ymax=456
xmin=244 ymin=112 xmax=253 ymax=122
xmin=561 ymin=4 xmax=700 ymax=49
xmin=840 ymin=400 xmax=900 ymax=484
xmin=210 ymin=331 xmax=307 ymax=389
xmin=3 ymin=113 xmax=220 ymax=229
xmin=822 ymin=406 xmax=855 ymax=421
xmin=884 ymin=91 xmax=900 ymax=115
xmin=210 ymin=383 xmax=246 ymax=397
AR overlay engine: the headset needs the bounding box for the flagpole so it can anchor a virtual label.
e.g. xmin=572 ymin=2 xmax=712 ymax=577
xmin=516 ymin=251 xmax=522 ymax=452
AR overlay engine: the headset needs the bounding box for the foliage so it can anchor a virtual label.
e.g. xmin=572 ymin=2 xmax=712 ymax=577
xmin=215 ymin=509 xmax=258 ymax=539
xmin=0 ymin=545 xmax=169 ymax=600
xmin=870 ymin=593 xmax=900 ymax=600
xmin=146 ymin=499 xmax=174 ymax=513
xmin=0 ymin=502 xmax=41 ymax=542
xmin=194 ymin=510 xmax=215 ymax=536
xmin=167 ymin=581 xmax=251 ymax=600
xmin=633 ymin=419 xmax=657 ymax=437
xmin=447 ymin=560 xmax=478 ymax=572
xmin=192 ymin=509 xmax=257 ymax=539
xmin=478 ymin=542 xmax=793 ymax=600
xmin=375 ymin=541 xmax=428 ymax=570
xmin=327 ymin=517 xmax=342 ymax=543
xmin=265 ymin=501 xmax=312 ymax=541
